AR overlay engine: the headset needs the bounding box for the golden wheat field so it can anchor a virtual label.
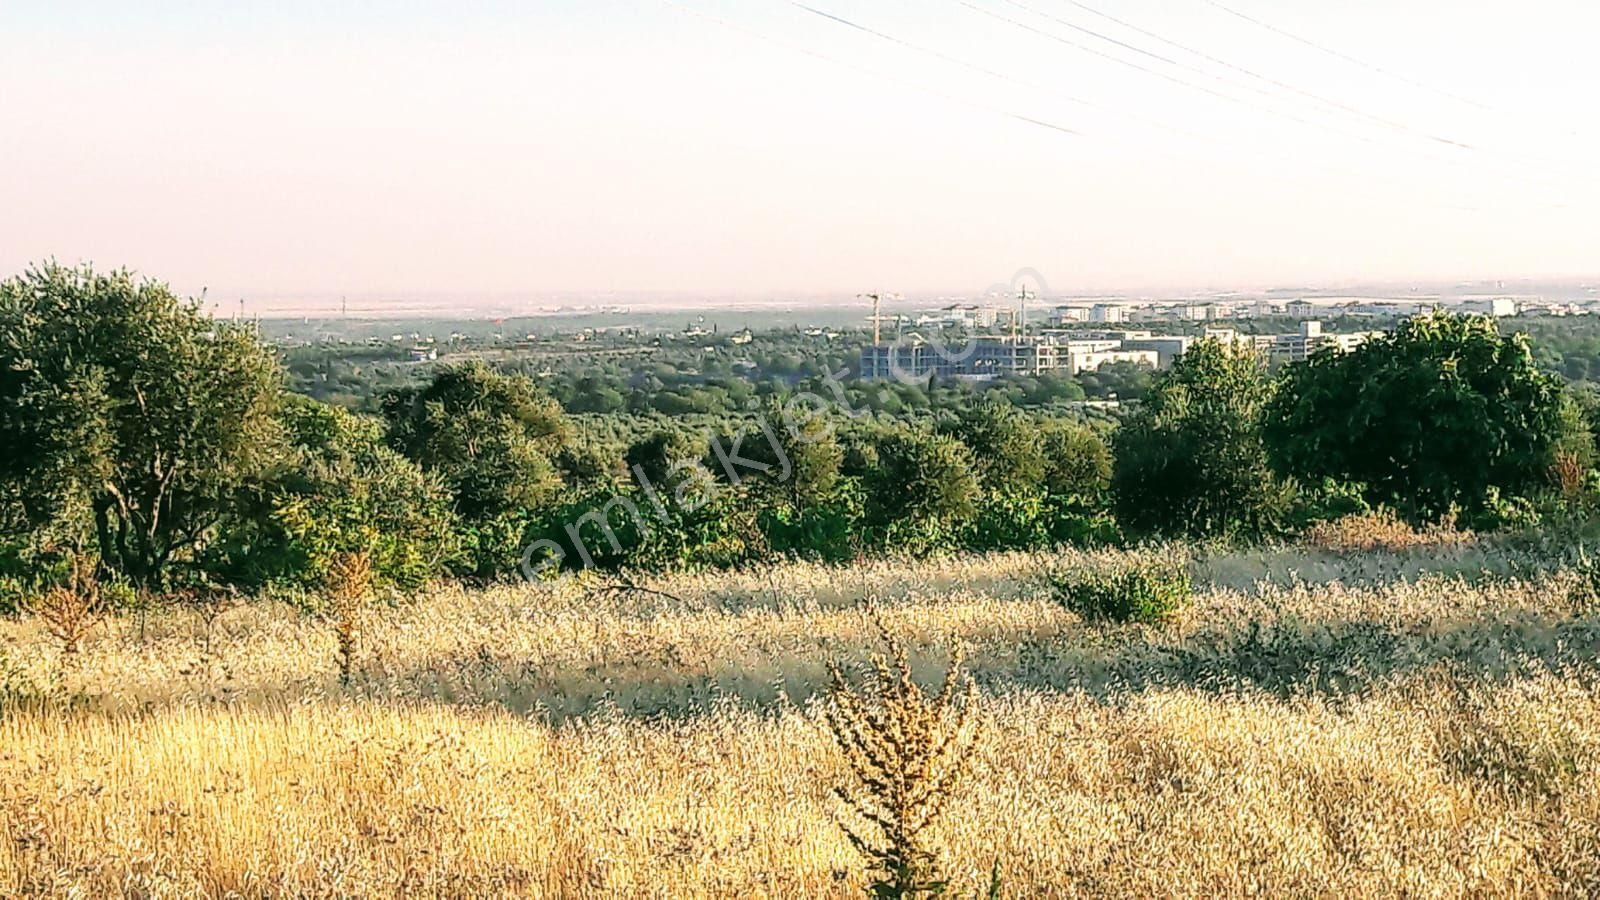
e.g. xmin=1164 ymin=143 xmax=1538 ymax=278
xmin=5 ymin=540 xmax=1600 ymax=897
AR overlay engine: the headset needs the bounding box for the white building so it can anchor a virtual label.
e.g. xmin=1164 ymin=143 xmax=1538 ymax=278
xmin=1059 ymin=339 xmax=1123 ymax=354
xmin=1459 ymin=297 xmax=1518 ymax=317
xmin=1267 ymin=321 xmax=1377 ymax=362
xmin=1050 ymin=305 xmax=1091 ymax=324
xmin=1064 ymin=348 xmax=1159 ymax=374
xmin=1120 ymin=335 xmax=1193 ymax=367
xmin=1089 ymin=303 xmax=1128 ymax=323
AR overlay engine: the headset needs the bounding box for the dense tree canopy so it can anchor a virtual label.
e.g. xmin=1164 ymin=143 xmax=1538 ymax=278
xmin=1038 ymin=420 xmax=1112 ymax=500
xmin=12 ymin=260 xmax=1600 ymax=599
xmin=940 ymin=399 xmax=1046 ymax=492
xmin=0 ymin=263 xmax=282 ymax=587
xmin=1264 ymin=312 xmax=1577 ymax=520
xmin=381 ymin=360 xmax=570 ymax=521
xmin=864 ymin=429 xmax=981 ymax=545
xmin=1113 ymin=339 xmax=1286 ymax=539
xmin=212 ymin=396 xmax=458 ymax=592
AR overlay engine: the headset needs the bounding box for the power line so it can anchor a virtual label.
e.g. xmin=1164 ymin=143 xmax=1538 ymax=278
xmin=656 ymin=0 xmax=1083 ymax=138
xmin=787 ymin=0 xmax=1445 ymax=199
xmin=665 ymin=0 xmax=1582 ymax=212
xmin=952 ymin=0 xmax=1384 ymax=147
xmin=1199 ymin=0 xmax=1493 ymax=112
xmin=787 ymin=2 xmax=1221 ymax=145
xmin=956 ymin=0 xmax=1592 ymax=200
xmin=1186 ymin=0 xmax=1596 ymax=187
xmin=784 ymin=0 xmax=1457 ymax=191
xmin=1193 ymin=0 xmax=1596 ymax=179
xmin=1054 ymin=0 xmax=1477 ymax=149
xmin=997 ymin=0 xmax=1472 ymax=151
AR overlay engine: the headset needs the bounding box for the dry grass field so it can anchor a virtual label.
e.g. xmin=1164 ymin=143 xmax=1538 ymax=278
xmin=4 ymin=539 xmax=1600 ymax=897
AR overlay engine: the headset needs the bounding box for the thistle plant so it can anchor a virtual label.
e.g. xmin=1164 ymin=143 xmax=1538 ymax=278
xmin=824 ymin=619 xmax=980 ymax=898
xmin=324 ymin=550 xmax=374 ymax=686
xmin=25 ymin=553 xmax=106 ymax=660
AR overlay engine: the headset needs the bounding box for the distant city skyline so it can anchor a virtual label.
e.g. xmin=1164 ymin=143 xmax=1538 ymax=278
xmin=4 ymin=1 xmax=1597 ymax=302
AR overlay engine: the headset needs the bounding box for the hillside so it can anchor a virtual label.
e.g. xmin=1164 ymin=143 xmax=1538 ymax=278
xmin=4 ymin=539 xmax=1599 ymax=896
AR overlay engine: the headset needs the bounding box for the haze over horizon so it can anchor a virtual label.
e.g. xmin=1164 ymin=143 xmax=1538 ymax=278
xmin=4 ymin=0 xmax=1597 ymax=304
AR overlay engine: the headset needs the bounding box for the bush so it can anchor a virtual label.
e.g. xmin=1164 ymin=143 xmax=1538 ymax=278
xmin=758 ymin=484 xmax=863 ymax=564
xmin=863 ymin=429 xmax=981 ymax=550
xmin=1469 ymin=487 xmax=1544 ymax=533
xmin=1047 ymin=556 xmax=1190 ymax=624
xmin=1303 ymin=509 xmax=1468 ymax=554
xmin=211 ymin=397 xmax=458 ymax=591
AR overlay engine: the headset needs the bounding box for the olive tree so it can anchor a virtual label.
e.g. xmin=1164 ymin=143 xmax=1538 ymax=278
xmin=0 ymin=263 xmax=282 ymax=587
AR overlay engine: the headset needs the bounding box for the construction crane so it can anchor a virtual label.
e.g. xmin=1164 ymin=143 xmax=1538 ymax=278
xmin=861 ymin=291 xmax=901 ymax=345
xmin=1014 ymin=285 xmax=1035 ymax=343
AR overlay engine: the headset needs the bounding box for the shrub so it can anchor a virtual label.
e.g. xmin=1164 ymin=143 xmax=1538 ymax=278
xmin=1047 ymin=556 xmax=1190 ymax=624
xmin=1469 ymin=487 xmax=1544 ymax=533
xmin=1303 ymin=509 xmax=1469 ymax=554
xmin=758 ymin=487 xmax=862 ymax=564
xmin=211 ymin=397 xmax=457 ymax=591
xmin=382 ymin=361 xmax=569 ymax=576
xmin=24 ymin=553 xmax=107 ymax=658
xmin=1264 ymin=311 xmax=1576 ymax=522
xmin=863 ymin=429 xmax=981 ymax=548
xmin=1287 ymin=477 xmax=1372 ymax=530
xmin=1112 ymin=339 xmax=1288 ymax=540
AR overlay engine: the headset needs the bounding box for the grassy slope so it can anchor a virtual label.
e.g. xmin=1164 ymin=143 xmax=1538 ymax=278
xmin=4 ymin=541 xmax=1600 ymax=896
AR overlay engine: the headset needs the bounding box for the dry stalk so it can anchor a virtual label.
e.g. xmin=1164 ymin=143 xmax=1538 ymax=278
xmin=25 ymin=553 xmax=107 ymax=660
xmin=824 ymin=615 xmax=980 ymax=898
xmin=325 ymin=550 xmax=375 ymax=686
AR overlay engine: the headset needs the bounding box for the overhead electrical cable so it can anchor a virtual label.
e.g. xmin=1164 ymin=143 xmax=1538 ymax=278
xmin=996 ymin=0 xmax=1471 ymax=151
xmin=957 ymin=0 xmax=1590 ymax=199
xmin=1200 ymin=0 xmax=1493 ymax=111
xmin=788 ymin=1 xmax=1219 ymax=145
xmin=656 ymin=0 xmax=1083 ymax=138
xmin=661 ymin=0 xmax=1581 ymax=212
xmin=784 ymin=0 xmax=1453 ymax=190
xmin=1052 ymin=0 xmax=1478 ymax=149
xmin=952 ymin=0 xmax=1391 ymax=148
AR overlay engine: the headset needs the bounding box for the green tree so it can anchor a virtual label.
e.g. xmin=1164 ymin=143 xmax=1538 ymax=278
xmin=940 ymin=399 xmax=1045 ymax=491
xmin=745 ymin=397 xmax=843 ymax=508
xmin=864 ymin=428 xmax=981 ymax=548
xmin=744 ymin=398 xmax=852 ymax=561
xmin=0 ymin=263 xmax=282 ymax=587
xmin=1113 ymin=339 xmax=1287 ymax=539
xmin=212 ymin=396 xmax=457 ymax=592
xmin=382 ymin=360 xmax=570 ymax=575
xmin=382 ymin=360 xmax=570 ymax=520
xmin=1038 ymin=419 xmax=1112 ymax=500
xmin=1079 ymin=360 xmax=1154 ymax=400
xmin=1264 ymin=312 xmax=1576 ymax=521
xmin=624 ymin=428 xmax=708 ymax=494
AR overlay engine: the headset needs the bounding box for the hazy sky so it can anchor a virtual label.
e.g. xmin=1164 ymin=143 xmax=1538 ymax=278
xmin=2 ymin=0 xmax=1597 ymax=302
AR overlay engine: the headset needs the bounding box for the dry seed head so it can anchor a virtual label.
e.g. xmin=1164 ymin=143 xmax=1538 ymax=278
xmin=25 ymin=552 xmax=106 ymax=656
xmin=824 ymin=618 xmax=979 ymax=897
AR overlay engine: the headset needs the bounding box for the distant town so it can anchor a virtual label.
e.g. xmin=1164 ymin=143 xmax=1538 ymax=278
xmin=858 ymin=291 xmax=1568 ymax=380
xmin=256 ymin=286 xmax=1597 ymax=395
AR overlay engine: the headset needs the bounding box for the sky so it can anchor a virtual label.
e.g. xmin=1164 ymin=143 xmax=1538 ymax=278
xmin=1 ymin=0 xmax=1597 ymax=306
